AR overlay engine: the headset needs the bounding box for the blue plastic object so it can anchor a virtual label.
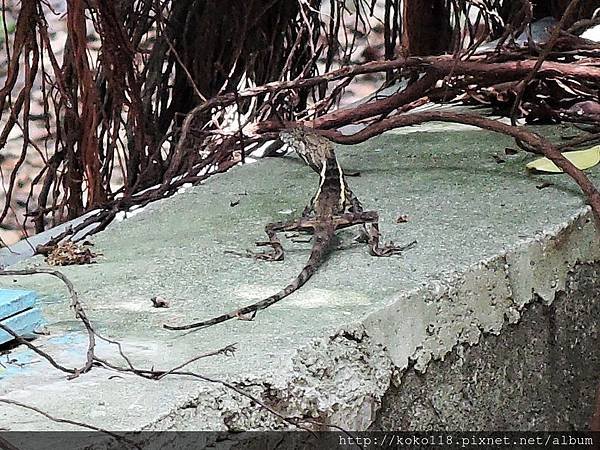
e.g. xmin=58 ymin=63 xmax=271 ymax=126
xmin=0 ymin=289 xmax=44 ymax=345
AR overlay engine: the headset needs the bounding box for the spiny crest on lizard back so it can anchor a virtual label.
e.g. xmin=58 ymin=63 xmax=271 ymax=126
xmin=279 ymin=127 xmax=335 ymax=169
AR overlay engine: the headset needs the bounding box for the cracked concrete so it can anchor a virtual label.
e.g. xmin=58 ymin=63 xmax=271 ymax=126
xmin=0 ymin=124 xmax=599 ymax=437
xmin=364 ymin=208 xmax=600 ymax=374
xmin=371 ymin=261 xmax=600 ymax=430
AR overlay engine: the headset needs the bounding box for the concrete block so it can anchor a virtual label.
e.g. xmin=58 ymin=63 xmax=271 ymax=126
xmin=0 ymin=127 xmax=598 ymax=435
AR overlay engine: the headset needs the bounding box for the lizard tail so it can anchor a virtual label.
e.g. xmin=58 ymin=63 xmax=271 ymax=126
xmin=164 ymin=227 xmax=334 ymax=331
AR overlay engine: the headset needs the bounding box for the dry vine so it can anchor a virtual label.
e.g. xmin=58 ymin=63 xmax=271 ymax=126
xmin=0 ymin=267 xmax=355 ymax=442
xmin=0 ymin=0 xmax=599 ymax=440
xmin=0 ymin=0 xmax=598 ymax=246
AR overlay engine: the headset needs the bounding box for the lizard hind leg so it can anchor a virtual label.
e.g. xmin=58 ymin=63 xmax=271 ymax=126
xmin=225 ymin=222 xmax=287 ymax=261
xmin=367 ymin=221 xmax=417 ymax=257
xmin=253 ymin=224 xmax=285 ymax=261
xmin=250 ymin=217 xmax=310 ymax=261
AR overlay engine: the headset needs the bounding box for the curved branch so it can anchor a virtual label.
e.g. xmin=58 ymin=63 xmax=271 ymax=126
xmin=193 ymin=55 xmax=600 ymax=127
xmin=0 ymin=268 xmax=95 ymax=375
xmin=319 ymin=111 xmax=600 ymax=222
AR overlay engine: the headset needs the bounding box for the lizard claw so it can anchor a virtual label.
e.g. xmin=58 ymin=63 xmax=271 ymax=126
xmin=252 ymin=241 xmax=284 ymax=261
xmin=370 ymin=240 xmax=417 ymax=257
xmin=254 ymin=251 xmax=284 ymax=261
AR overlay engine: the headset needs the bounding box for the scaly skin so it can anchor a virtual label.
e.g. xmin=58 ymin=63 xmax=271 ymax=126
xmin=163 ymin=127 xmax=414 ymax=331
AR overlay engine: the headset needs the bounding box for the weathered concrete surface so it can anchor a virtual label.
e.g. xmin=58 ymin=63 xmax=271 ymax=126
xmin=0 ymin=125 xmax=599 ymax=434
xmin=371 ymin=261 xmax=600 ymax=430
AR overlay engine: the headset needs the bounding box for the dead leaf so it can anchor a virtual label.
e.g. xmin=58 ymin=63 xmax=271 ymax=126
xmin=526 ymin=145 xmax=600 ymax=173
xmin=45 ymin=241 xmax=98 ymax=266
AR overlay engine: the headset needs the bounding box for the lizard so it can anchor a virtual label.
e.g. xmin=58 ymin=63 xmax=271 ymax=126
xmin=163 ymin=127 xmax=415 ymax=331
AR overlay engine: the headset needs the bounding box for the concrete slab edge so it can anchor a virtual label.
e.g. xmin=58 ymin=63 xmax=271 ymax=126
xmin=365 ymin=205 xmax=598 ymax=374
xmin=145 ymin=206 xmax=599 ymax=432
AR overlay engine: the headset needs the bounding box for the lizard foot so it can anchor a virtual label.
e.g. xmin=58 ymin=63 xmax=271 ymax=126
xmin=224 ymin=249 xmax=254 ymax=258
xmin=252 ymin=241 xmax=284 ymax=261
xmin=369 ymin=239 xmax=417 ymax=257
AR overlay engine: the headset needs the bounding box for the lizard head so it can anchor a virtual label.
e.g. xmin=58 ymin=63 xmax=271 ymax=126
xmin=279 ymin=127 xmax=310 ymax=162
xmin=279 ymin=127 xmax=305 ymax=145
xmin=279 ymin=127 xmax=335 ymax=170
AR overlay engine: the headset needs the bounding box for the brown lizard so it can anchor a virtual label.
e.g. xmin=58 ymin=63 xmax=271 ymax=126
xmin=163 ymin=127 xmax=415 ymax=331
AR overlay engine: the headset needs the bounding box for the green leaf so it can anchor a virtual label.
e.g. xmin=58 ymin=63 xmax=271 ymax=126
xmin=526 ymin=145 xmax=600 ymax=173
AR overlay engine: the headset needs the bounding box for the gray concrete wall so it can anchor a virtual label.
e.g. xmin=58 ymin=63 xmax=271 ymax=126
xmin=372 ymin=262 xmax=600 ymax=431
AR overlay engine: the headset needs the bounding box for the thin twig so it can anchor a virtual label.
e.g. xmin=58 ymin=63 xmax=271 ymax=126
xmin=509 ymin=0 xmax=583 ymax=124
xmin=155 ymin=343 xmax=236 ymax=380
xmin=0 ymin=323 xmax=76 ymax=374
xmin=0 ymin=398 xmax=141 ymax=449
xmin=0 ymin=268 xmax=95 ymax=375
